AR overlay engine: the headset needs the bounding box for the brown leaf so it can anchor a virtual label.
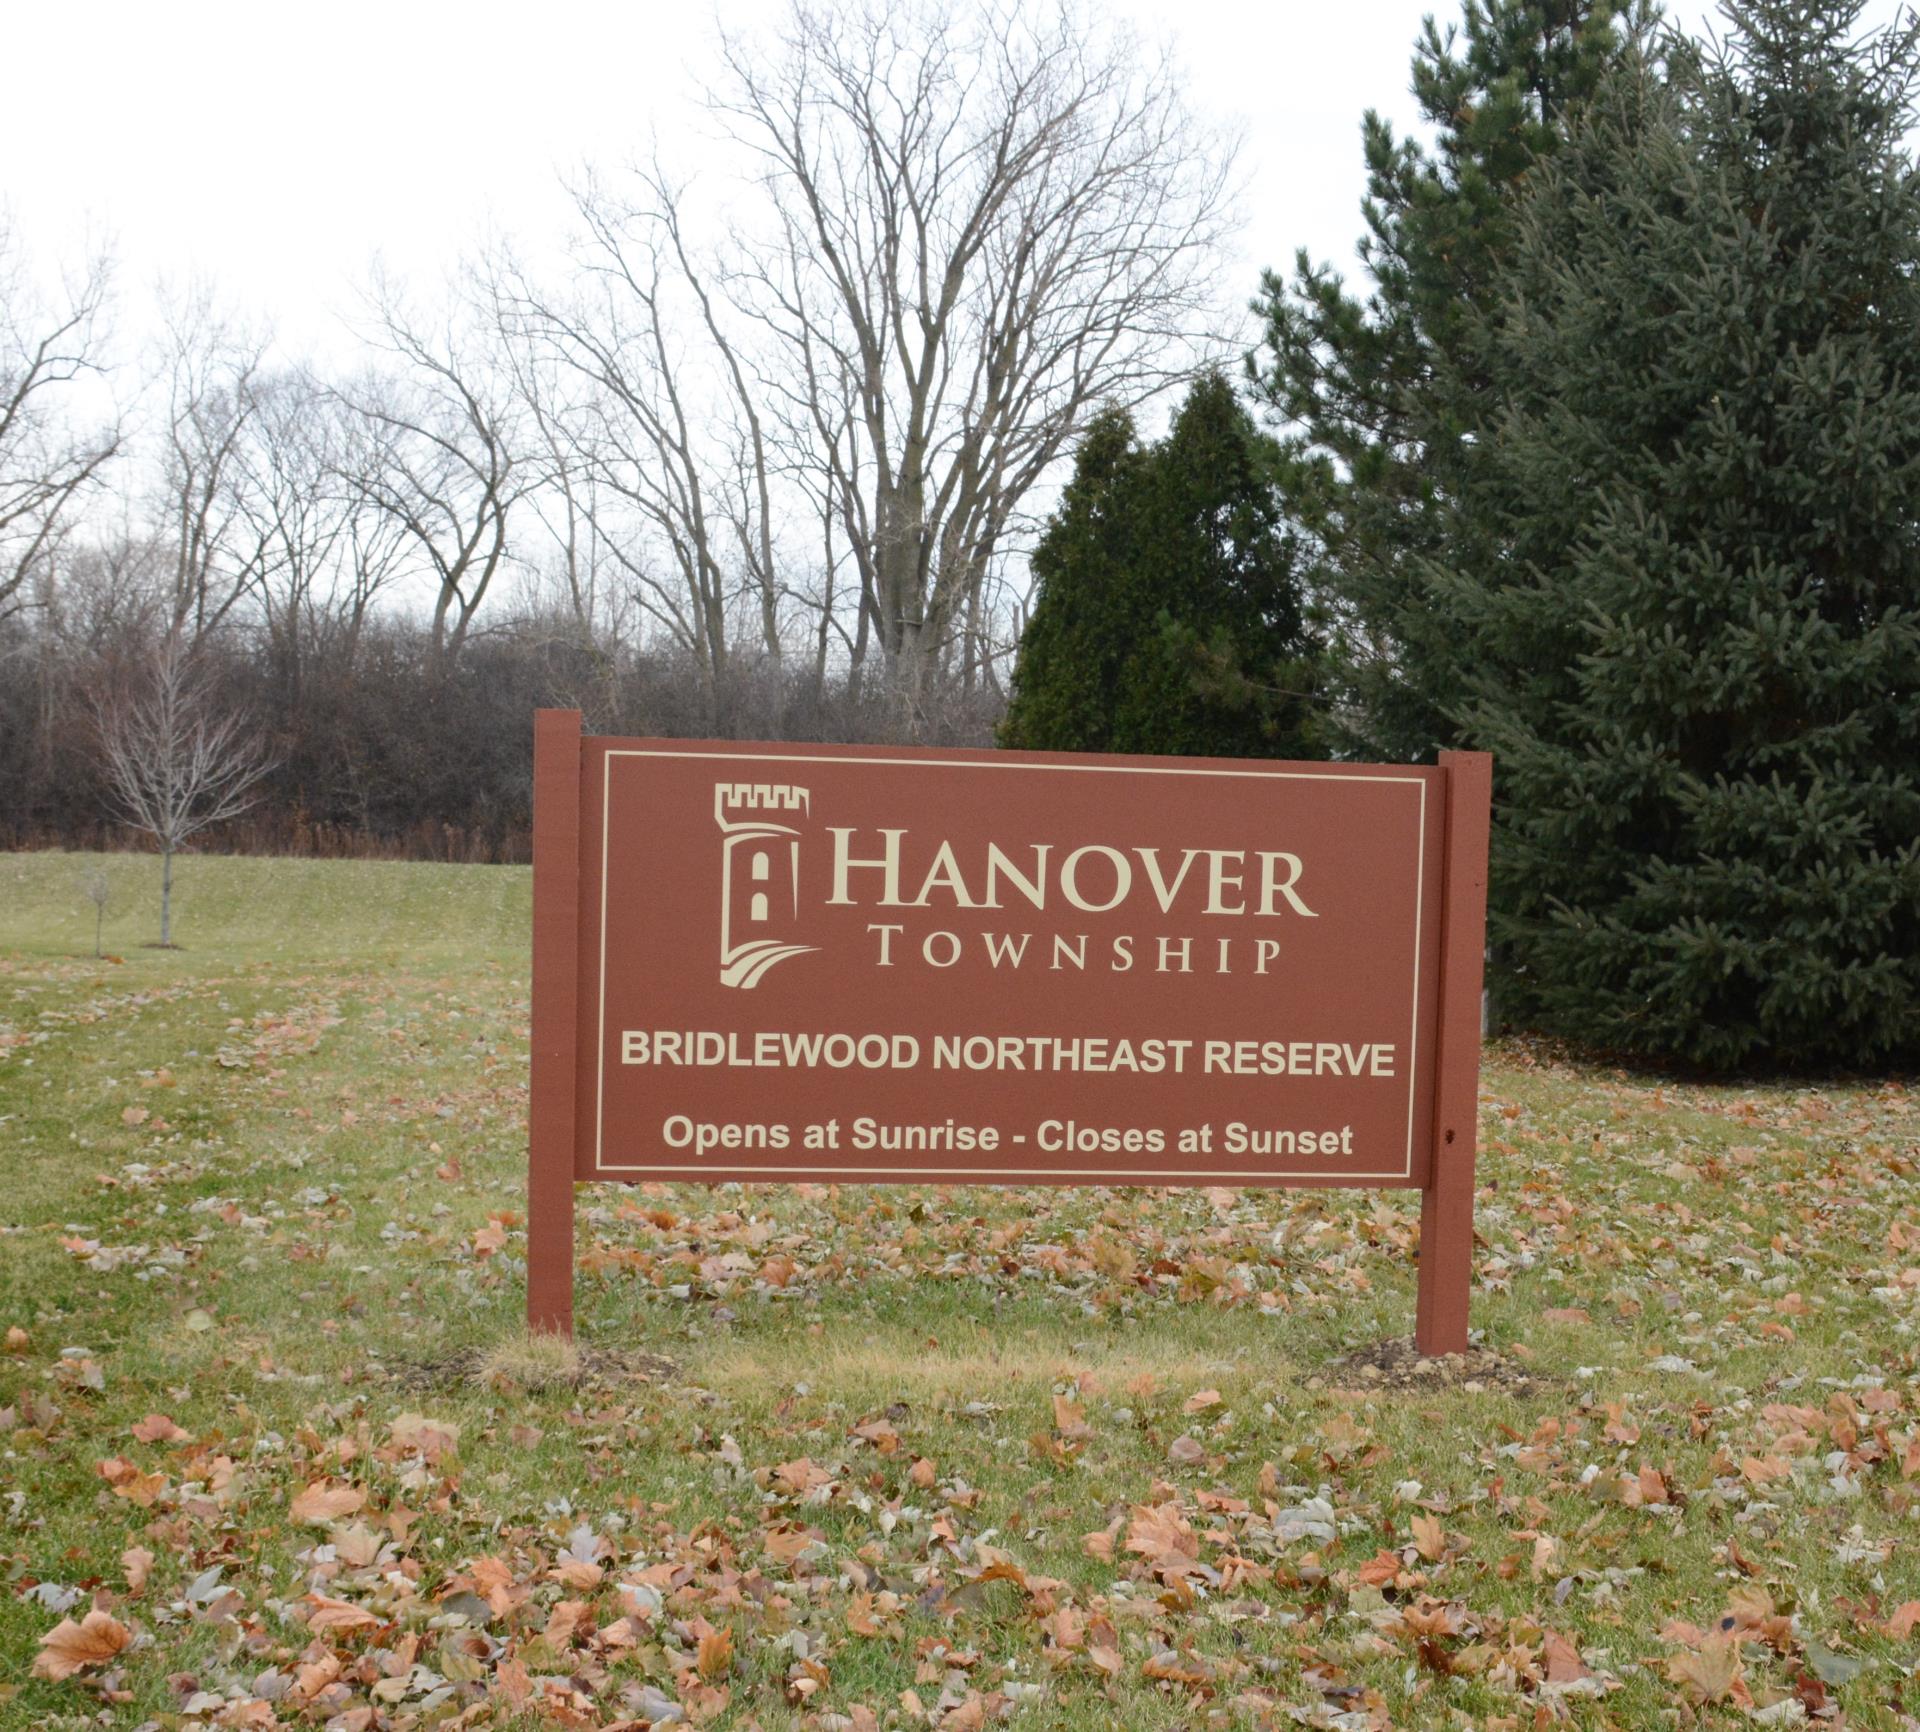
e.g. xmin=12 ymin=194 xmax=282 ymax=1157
xmin=1542 ymin=1631 xmax=1588 ymax=1684
xmin=1411 ymin=1512 xmax=1446 ymax=1563
xmin=1041 ymin=1605 xmax=1085 ymax=1650
xmin=130 ymin=1413 xmax=189 ymax=1444
xmin=771 ymin=1456 xmax=833 ymax=1496
xmin=1182 ymin=1388 xmax=1223 ymax=1414
xmin=1666 ymin=1637 xmax=1743 ymax=1705
xmin=292 ymin=1482 xmax=365 ymax=1525
xmin=32 ymin=1610 xmax=131 ymax=1680
xmin=1124 ymin=1501 xmax=1197 ymax=1562
xmin=100 ymin=1459 xmax=167 ymax=1506
xmin=305 ymin=1594 xmax=382 ymax=1631
xmin=1886 ymin=1601 xmax=1920 ymax=1640
xmin=1357 ymin=1549 xmax=1404 ymax=1588
xmin=697 ymin=1624 xmax=735 ymax=1681
xmin=122 ymin=1546 xmax=154 ymax=1595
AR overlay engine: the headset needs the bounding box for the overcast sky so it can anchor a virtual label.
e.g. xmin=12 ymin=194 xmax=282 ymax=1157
xmin=3 ymin=0 xmax=1910 ymax=382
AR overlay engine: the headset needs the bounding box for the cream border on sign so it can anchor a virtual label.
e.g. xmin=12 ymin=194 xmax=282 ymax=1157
xmin=592 ymin=750 xmax=1429 ymax=1183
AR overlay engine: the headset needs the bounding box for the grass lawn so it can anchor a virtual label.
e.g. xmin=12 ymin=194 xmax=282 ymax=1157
xmin=1 ymin=849 xmax=1916 ymax=1731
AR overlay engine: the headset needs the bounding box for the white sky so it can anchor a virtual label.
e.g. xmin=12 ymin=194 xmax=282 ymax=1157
xmin=15 ymin=0 xmax=1895 ymax=385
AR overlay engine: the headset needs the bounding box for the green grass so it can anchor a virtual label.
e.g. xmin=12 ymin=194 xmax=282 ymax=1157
xmin=1 ymin=848 xmax=1916 ymax=1730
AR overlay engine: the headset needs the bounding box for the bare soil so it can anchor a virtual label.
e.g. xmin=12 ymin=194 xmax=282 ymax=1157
xmin=1312 ymin=1335 xmax=1544 ymax=1396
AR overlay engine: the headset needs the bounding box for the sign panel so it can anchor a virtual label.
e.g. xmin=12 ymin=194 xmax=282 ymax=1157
xmin=569 ymin=739 xmax=1448 ymax=1188
xmin=527 ymin=716 xmax=1490 ymax=1350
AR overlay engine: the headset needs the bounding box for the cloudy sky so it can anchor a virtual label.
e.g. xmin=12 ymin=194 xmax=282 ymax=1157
xmin=3 ymin=0 xmax=1908 ymax=377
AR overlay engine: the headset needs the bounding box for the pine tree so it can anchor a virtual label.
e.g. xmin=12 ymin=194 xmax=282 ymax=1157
xmin=1250 ymin=0 xmax=1633 ymax=760
xmin=1442 ymin=0 xmax=1920 ymax=1069
xmin=1001 ymin=375 xmax=1321 ymax=759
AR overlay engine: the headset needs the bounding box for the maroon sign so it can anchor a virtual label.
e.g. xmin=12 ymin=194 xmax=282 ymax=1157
xmin=527 ymin=715 xmax=1490 ymax=1353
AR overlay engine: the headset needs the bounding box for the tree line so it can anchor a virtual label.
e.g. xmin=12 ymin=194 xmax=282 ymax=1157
xmin=0 ymin=0 xmax=1230 ymax=855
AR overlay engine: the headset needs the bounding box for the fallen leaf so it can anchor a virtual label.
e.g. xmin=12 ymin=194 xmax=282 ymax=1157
xmin=122 ymin=1546 xmax=154 ymax=1594
xmin=292 ymin=1482 xmax=365 ymax=1525
xmin=32 ymin=1610 xmax=131 ymax=1680
xmin=1666 ymin=1637 xmax=1743 ymax=1706
xmin=305 ymin=1594 xmax=382 ymax=1631
xmin=1542 ymin=1631 xmax=1588 ymax=1684
xmin=697 ymin=1623 xmax=734 ymax=1681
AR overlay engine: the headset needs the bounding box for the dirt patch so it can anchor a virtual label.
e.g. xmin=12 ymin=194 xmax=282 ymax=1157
xmin=1311 ymin=1336 xmax=1542 ymax=1397
xmin=385 ymin=1344 xmax=676 ymax=1394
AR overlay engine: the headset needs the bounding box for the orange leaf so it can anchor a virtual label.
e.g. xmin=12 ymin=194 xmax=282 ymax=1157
xmin=1182 ymin=1388 xmax=1223 ymax=1414
xmin=1124 ymin=1501 xmax=1197 ymax=1561
xmin=1666 ymin=1637 xmax=1743 ymax=1705
xmin=122 ymin=1546 xmax=154 ymax=1594
xmin=1411 ymin=1513 xmax=1446 ymax=1562
xmin=1357 ymin=1549 xmax=1403 ymax=1587
xmin=1887 ymin=1601 xmax=1920 ymax=1640
xmin=306 ymin=1594 xmax=382 ymax=1631
xmin=772 ymin=1456 xmax=832 ymax=1496
xmin=130 ymin=1413 xmax=190 ymax=1444
xmin=32 ymin=1610 xmax=131 ymax=1680
xmin=1543 ymin=1631 xmax=1588 ymax=1684
xmin=1041 ymin=1605 xmax=1085 ymax=1650
xmin=697 ymin=1624 xmax=735 ymax=1681
xmin=292 ymin=1482 xmax=365 ymax=1525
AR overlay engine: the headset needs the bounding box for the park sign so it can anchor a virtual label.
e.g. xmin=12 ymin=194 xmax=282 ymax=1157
xmin=527 ymin=712 xmax=1491 ymax=1353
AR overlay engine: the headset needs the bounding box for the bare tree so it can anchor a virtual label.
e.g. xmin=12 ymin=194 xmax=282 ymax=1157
xmin=152 ymin=287 xmax=271 ymax=645
xmin=78 ymin=865 xmax=111 ymax=958
xmin=715 ymin=0 xmax=1236 ymax=697
xmin=497 ymin=0 xmax=1233 ymax=717
xmin=230 ymin=371 xmax=367 ymax=696
xmin=0 ymin=223 xmax=121 ymax=623
xmin=95 ymin=633 xmax=274 ymax=946
xmin=488 ymin=192 xmax=787 ymax=709
xmin=340 ymin=270 xmax=530 ymax=666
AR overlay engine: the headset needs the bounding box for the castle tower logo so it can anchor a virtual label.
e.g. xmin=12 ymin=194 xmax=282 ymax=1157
xmin=714 ymin=782 xmax=819 ymax=988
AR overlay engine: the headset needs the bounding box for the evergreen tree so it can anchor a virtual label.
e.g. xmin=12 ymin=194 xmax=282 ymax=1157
xmin=1250 ymin=0 xmax=1633 ymax=760
xmin=1001 ymin=375 xmax=1321 ymax=759
xmin=1442 ymin=0 xmax=1920 ymax=1069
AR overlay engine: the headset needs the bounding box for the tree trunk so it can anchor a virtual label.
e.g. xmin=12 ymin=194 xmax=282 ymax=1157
xmin=160 ymin=845 xmax=174 ymax=948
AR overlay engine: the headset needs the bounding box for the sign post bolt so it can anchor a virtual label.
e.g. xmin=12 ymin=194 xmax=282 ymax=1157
xmin=1415 ymin=750 xmax=1492 ymax=1357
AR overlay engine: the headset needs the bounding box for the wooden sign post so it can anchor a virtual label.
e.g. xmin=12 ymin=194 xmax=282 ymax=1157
xmin=528 ymin=713 xmax=1490 ymax=1353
